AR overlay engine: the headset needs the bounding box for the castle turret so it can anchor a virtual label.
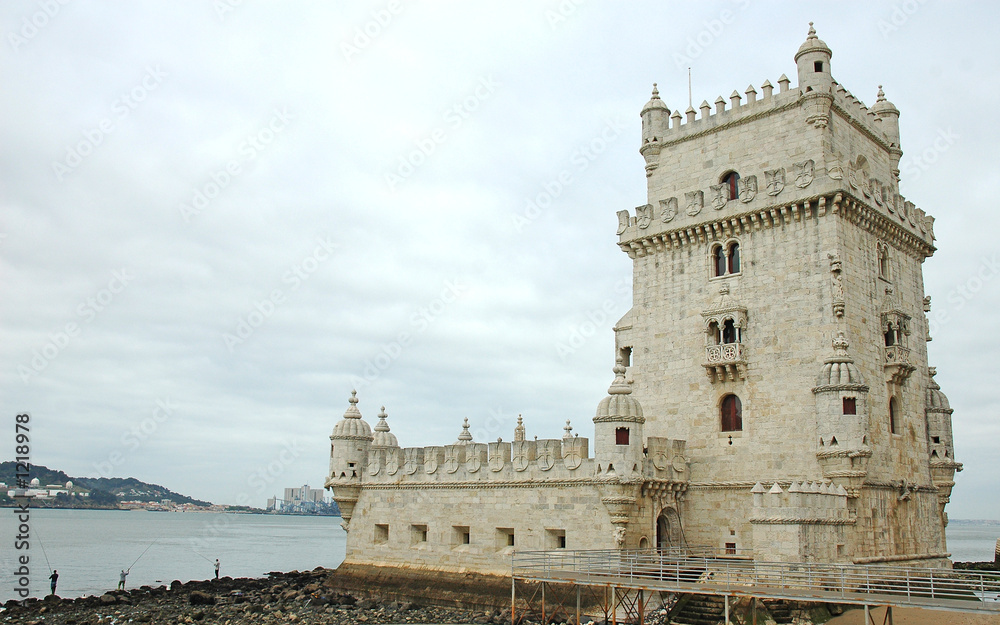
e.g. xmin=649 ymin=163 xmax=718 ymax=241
xmin=371 ymin=406 xmax=399 ymax=450
xmin=594 ymin=358 xmax=645 ymax=480
xmin=812 ymin=333 xmax=871 ymax=497
xmin=639 ymin=84 xmax=669 ymax=176
xmin=795 ymin=22 xmax=832 ymax=93
xmin=326 ymin=390 xmax=373 ymax=530
xmin=872 ymin=85 xmax=902 ymax=180
xmin=925 ymin=367 xmax=962 ymax=523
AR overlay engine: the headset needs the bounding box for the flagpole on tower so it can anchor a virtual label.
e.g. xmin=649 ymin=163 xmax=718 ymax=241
xmin=688 ymin=67 xmax=692 ymax=109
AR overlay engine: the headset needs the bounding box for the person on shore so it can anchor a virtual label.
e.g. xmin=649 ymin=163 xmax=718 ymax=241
xmin=118 ymin=569 xmax=129 ymax=590
xmin=214 ymin=559 xmax=220 ymax=580
xmin=49 ymin=570 xmax=58 ymax=595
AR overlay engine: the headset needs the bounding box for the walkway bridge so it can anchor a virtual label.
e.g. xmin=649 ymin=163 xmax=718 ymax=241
xmin=511 ymin=549 xmax=1000 ymax=624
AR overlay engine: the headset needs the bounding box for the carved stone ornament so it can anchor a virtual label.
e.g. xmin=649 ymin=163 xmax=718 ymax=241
xmin=651 ymin=448 xmax=669 ymax=471
xmin=403 ymin=448 xmax=419 ymax=475
xmin=564 ymin=440 xmax=583 ymax=470
xmin=424 ymin=451 xmax=439 ymax=474
xmin=794 ymin=159 xmax=815 ymax=188
xmin=616 ymin=210 xmax=630 ymax=235
xmin=685 ymin=190 xmax=704 ymax=216
xmin=512 ymin=442 xmax=530 ymax=472
xmin=660 ymin=197 xmax=678 ymax=222
xmin=368 ymin=450 xmax=381 ymax=476
xmin=490 ymin=451 xmax=505 ymax=472
xmin=444 ymin=448 xmax=460 ymax=474
xmin=765 ymin=168 xmax=785 ymax=196
xmin=886 ymin=190 xmax=896 ymax=213
xmin=738 ymin=175 xmax=757 ymax=203
xmin=710 ymin=184 xmax=729 ymax=210
xmin=467 ymin=452 xmax=481 ymax=473
xmin=828 ymin=164 xmax=844 ymax=180
xmin=538 ymin=441 xmax=557 ymax=471
xmin=386 ymin=448 xmax=400 ymax=476
xmin=636 ymin=204 xmax=653 ymax=229
xmin=613 ymin=526 xmax=627 ymax=549
xmin=671 ymin=455 xmax=688 ymax=474
xmin=872 ymin=179 xmax=884 ymax=205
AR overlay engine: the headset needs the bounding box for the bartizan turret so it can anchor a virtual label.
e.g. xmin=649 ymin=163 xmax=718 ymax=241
xmin=324 ymin=390 xmax=373 ymax=531
xmin=925 ymin=367 xmax=962 ymax=523
xmin=795 ymin=22 xmax=834 ymax=128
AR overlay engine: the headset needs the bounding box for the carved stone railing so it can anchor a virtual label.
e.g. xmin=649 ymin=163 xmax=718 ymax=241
xmin=883 ymin=345 xmax=915 ymax=384
xmin=703 ymin=343 xmax=747 ymax=382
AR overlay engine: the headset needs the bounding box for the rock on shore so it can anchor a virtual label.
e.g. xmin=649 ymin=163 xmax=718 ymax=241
xmin=0 ymin=568 xmax=511 ymax=625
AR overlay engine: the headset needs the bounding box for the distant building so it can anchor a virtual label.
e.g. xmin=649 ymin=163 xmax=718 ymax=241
xmin=271 ymin=484 xmax=336 ymax=513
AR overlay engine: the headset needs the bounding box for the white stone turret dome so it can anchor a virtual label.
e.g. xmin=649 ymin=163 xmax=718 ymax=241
xmin=371 ymin=406 xmax=399 ymax=448
xmin=925 ymin=368 xmax=952 ymax=412
xmin=794 ymin=22 xmax=832 ymax=62
xmin=871 ymin=85 xmax=898 ymax=116
xmin=595 ymin=361 xmax=644 ymax=422
xmin=331 ymin=390 xmax=373 ymax=440
xmin=815 ymin=333 xmax=867 ymax=389
xmin=641 ymin=83 xmax=669 ymax=116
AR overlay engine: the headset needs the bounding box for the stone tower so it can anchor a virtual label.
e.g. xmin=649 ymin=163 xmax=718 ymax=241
xmin=614 ymin=24 xmax=959 ymax=564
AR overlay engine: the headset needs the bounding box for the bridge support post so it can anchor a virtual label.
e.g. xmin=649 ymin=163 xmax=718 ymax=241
xmin=576 ymin=585 xmax=581 ymax=625
xmin=724 ymin=595 xmax=729 ymax=624
xmin=864 ymin=605 xmax=870 ymax=624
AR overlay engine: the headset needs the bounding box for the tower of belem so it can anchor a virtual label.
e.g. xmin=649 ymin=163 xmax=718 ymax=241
xmin=326 ymin=26 xmax=961 ymax=573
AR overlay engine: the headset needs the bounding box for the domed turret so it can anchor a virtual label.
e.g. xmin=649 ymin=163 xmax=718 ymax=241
xmin=328 ymin=390 xmax=374 ymax=483
xmin=795 ymin=22 xmax=833 ymax=95
xmin=594 ymin=359 xmax=645 ymax=480
xmin=871 ymin=85 xmax=902 ymax=179
xmin=813 ymin=333 xmax=870 ymax=450
xmin=371 ymin=406 xmax=399 ymax=449
xmin=815 ymin=333 xmax=866 ymax=388
xmin=640 ymin=83 xmax=670 ymax=164
xmin=925 ymin=367 xmax=957 ymax=464
xmin=331 ymin=390 xmax=373 ymax=440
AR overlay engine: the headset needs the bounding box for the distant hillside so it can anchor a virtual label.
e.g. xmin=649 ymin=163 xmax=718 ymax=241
xmin=0 ymin=462 xmax=211 ymax=507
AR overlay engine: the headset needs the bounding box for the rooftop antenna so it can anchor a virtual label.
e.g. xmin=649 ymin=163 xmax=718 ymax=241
xmin=688 ymin=67 xmax=692 ymax=109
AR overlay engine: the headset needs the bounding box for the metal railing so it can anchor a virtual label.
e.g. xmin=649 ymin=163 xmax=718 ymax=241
xmin=512 ymin=549 xmax=1000 ymax=614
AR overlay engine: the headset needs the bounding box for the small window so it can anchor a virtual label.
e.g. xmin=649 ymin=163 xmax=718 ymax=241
xmin=709 ymin=321 xmax=721 ymax=345
xmin=721 ymin=171 xmax=739 ymax=201
xmin=453 ymin=525 xmax=470 ymax=546
xmin=619 ymin=346 xmax=632 ymax=367
xmin=721 ymin=395 xmax=743 ymax=432
xmin=884 ymin=327 xmax=895 ymax=347
xmin=843 ymin=397 xmax=857 ymax=415
xmin=814 ymin=61 xmax=823 ymax=73
xmin=714 ymin=245 xmax=727 ymax=277
xmin=615 ymin=427 xmax=630 ymax=445
xmin=727 ymin=242 xmax=740 ymax=274
xmin=725 ymin=542 xmax=737 ymax=555
xmin=546 ymin=528 xmax=567 ymax=549
xmin=889 ymin=397 xmax=899 ymax=435
xmin=374 ymin=524 xmax=389 ymax=545
xmin=932 ymin=436 xmax=940 ymax=444
xmin=496 ymin=528 xmax=515 ymax=550
xmin=411 ymin=524 xmax=428 ymax=545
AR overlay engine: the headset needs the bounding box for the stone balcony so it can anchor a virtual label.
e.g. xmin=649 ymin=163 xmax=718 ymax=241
xmin=883 ymin=344 xmax=915 ymax=384
xmin=703 ymin=343 xmax=747 ymax=382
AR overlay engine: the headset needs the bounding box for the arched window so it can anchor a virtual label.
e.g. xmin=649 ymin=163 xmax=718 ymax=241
xmin=884 ymin=325 xmax=895 ymax=346
xmin=888 ymin=397 xmax=899 ymax=434
xmin=721 ymin=394 xmax=742 ymax=432
xmin=877 ymin=242 xmax=890 ymax=280
xmin=727 ymin=242 xmax=741 ymax=274
xmin=721 ymin=171 xmax=739 ymax=201
xmin=722 ymin=319 xmax=738 ymax=344
xmin=713 ymin=245 xmax=727 ymax=277
xmin=708 ymin=321 xmax=721 ymax=345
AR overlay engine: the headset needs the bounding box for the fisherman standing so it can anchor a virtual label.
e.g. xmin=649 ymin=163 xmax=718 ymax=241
xmin=49 ymin=570 xmax=58 ymax=595
xmin=214 ymin=559 xmax=220 ymax=580
xmin=118 ymin=569 xmax=129 ymax=590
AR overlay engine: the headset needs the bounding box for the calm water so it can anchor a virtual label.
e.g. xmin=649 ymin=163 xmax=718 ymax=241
xmin=0 ymin=509 xmax=346 ymax=602
xmin=1 ymin=510 xmax=996 ymax=603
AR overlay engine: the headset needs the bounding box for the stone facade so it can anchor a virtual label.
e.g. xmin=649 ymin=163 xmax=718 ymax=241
xmin=326 ymin=25 xmax=961 ymax=573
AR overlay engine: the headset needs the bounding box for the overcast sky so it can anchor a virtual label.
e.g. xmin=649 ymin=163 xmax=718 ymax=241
xmin=2 ymin=1 xmax=998 ymax=519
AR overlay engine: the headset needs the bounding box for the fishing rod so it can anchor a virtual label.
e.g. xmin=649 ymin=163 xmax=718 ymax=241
xmin=35 ymin=526 xmax=53 ymax=574
xmin=191 ymin=550 xmax=214 ymax=564
xmin=125 ymin=538 xmax=158 ymax=571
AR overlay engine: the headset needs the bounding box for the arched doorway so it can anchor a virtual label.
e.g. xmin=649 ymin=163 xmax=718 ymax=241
xmin=655 ymin=507 xmax=683 ymax=551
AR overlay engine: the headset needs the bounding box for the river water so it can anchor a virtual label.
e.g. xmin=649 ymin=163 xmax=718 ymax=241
xmin=1 ymin=509 xmax=346 ymax=602
xmin=1 ymin=510 xmax=996 ymax=603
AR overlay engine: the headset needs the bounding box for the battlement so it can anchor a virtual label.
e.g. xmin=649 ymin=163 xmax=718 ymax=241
xmin=750 ymin=480 xmax=852 ymax=525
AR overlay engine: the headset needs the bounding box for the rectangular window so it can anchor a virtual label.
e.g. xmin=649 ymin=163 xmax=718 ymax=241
xmin=546 ymin=529 xmax=567 ymax=549
xmin=496 ymin=527 xmax=515 ymax=550
xmin=411 ymin=524 xmax=428 ymax=545
xmin=453 ymin=525 xmax=470 ymax=546
xmin=932 ymin=436 xmax=940 ymax=444
xmin=842 ymin=397 xmax=857 ymax=415
xmin=725 ymin=542 xmax=737 ymax=555
xmin=619 ymin=346 xmax=632 ymax=367
xmin=615 ymin=427 xmax=630 ymax=445
xmin=374 ymin=524 xmax=389 ymax=545
xmin=814 ymin=61 xmax=823 ymax=72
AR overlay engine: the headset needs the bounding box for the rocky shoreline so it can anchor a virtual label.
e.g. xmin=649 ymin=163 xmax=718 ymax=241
xmin=0 ymin=569 xmax=514 ymax=625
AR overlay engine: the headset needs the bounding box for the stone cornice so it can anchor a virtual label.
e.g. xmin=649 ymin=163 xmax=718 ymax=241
xmin=812 ymin=382 xmax=870 ymax=394
xmin=750 ymin=517 xmax=856 ymax=526
xmin=652 ymin=96 xmax=801 ymax=150
xmin=835 ymin=192 xmax=935 ymax=259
